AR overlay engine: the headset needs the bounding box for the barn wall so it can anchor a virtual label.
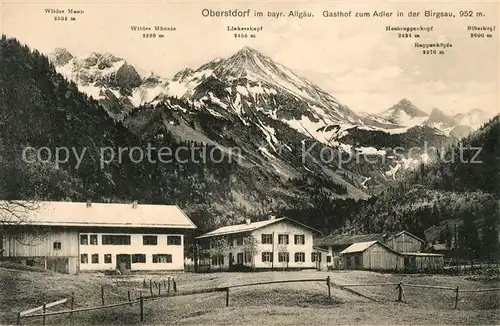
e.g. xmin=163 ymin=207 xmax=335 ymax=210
xmin=362 ymin=243 xmax=404 ymax=270
xmin=385 ymin=233 xmax=423 ymax=253
xmin=3 ymin=229 xmax=79 ymax=257
xmin=404 ymin=255 xmax=444 ymax=270
xmin=341 ymin=253 xmax=363 ymax=269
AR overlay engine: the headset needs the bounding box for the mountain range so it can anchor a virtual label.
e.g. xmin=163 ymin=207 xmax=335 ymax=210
xmin=360 ymin=99 xmax=490 ymax=139
xmin=1 ymin=35 xmax=497 ymax=238
xmin=47 ymin=45 xmax=495 ymax=195
xmin=49 ymin=47 xmax=490 ymax=139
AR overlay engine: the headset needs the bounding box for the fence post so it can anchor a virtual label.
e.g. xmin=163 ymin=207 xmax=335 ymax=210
xmin=128 ymin=290 xmax=132 ymax=306
xmin=71 ymin=291 xmax=74 ymax=312
xmin=326 ymin=276 xmax=331 ymax=301
xmin=163 ymin=279 xmax=166 ymax=288
xmin=16 ymin=311 xmax=20 ymax=325
xmin=158 ymin=282 xmax=161 ymax=296
xmin=226 ymin=288 xmax=230 ymax=307
xmin=42 ymin=302 xmax=46 ymax=326
xmin=168 ymin=277 xmax=171 ymax=294
xmin=454 ymin=286 xmax=459 ymax=309
xmin=101 ymin=286 xmax=105 ymax=306
xmin=143 ymin=279 xmax=147 ymax=288
xmin=173 ymin=279 xmax=177 ymax=293
xmin=397 ymin=282 xmax=403 ymax=302
xmin=139 ymin=293 xmax=144 ymax=322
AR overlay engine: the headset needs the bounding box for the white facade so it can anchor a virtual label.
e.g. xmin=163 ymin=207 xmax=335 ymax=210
xmin=198 ymin=218 xmax=322 ymax=271
xmin=0 ymin=201 xmax=197 ymax=274
xmin=79 ymin=232 xmax=184 ymax=271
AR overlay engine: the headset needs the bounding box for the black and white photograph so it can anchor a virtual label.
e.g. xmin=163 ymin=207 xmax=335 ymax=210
xmin=0 ymin=0 xmax=498 ymax=324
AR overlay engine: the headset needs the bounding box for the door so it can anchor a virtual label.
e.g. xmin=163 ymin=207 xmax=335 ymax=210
xmin=116 ymin=254 xmax=131 ymax=271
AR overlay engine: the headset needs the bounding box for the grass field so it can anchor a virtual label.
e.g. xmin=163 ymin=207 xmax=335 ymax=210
xmin=1 ymin=267 xmax=498 ymax=325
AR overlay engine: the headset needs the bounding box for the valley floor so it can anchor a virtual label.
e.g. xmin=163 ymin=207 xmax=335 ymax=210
xmin=0 ymin=267 xmax=498 ymax=325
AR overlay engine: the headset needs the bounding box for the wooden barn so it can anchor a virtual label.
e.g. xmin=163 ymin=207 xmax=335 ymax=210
xmin=340 ymin=241 xmax=404 ymax=270
xmin=0 ymin=200 xmax=196 ymax=274
xmin=313 ymin=233 xmax=385 ymax=269
xmin=385 ymin=231 xmax=425 ymax=253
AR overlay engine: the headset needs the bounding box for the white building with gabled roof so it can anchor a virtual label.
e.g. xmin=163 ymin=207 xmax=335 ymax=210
xmin=195 ymin=217 xmax=323 ymax=271
xmin=0 ymin=200 xmax=196 ymax=274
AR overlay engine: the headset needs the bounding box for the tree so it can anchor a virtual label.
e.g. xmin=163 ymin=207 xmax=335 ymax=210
xmin=458 ymin=214 xmax=481 ymax=261
xmin=276 ymin=242 xmax=289 ymax=271
xmin=187 ymin=242 xmax=202 ymax=272
xmin=481 ymin=203 xmax=499 ymax=262
xmin=0 ymin=200 xmax=48 ymax=246
xmin=209 ymin=236 xmax=231 ymax=272
xmin=242 ymin=235 xmax=259 ymax=270
xmin=439 ymin=225 xmax=453 ymax=250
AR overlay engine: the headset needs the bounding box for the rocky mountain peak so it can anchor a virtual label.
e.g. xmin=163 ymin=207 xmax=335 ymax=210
xmin=391 ymin=98 xmax=429 ymax=118
xmin=48 ymin=47 xmax=73 ymax=66
xmin=426 ymin=107 xmax=457 ymax=127
xmin=209 ymin=46 xmax=276 ymax=80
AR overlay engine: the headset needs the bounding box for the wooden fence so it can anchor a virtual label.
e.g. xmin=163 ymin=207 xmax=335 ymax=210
xmin=17 ymin=277 xmax=177 ymax=325
xmin=15 ymin=276 xmax=500 ymax=325
xmin=331 ymin=281 xmax=500 ymax=309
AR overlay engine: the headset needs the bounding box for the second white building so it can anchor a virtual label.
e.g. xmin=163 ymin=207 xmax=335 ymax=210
xmin=195 ymin=217 xmax=323 ymax=271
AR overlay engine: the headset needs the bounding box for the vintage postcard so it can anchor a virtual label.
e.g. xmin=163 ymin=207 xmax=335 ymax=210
xmin=0 ymin=0 xmax=498 ymax=325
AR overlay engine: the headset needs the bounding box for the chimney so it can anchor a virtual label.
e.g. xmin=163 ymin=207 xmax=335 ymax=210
xmin=86 ymin=199 xmax=91 ymax=208
xmin=245 ymin=219 xmax=251 ymax=225
xmin=132 ymin=200 xmax=138 ymax=209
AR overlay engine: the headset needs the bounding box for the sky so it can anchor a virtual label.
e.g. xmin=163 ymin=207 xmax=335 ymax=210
xmin=2 ymin=0 xmax=499 ymax=116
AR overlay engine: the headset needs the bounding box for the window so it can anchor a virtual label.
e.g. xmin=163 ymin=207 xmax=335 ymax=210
xmin=132 ymin=254 xmax=146 ymax=263
xmin=294 ymin=235 xmax=305 ymax=245
xmin=91 ymin=254 xmax=99 ymax=264
xmin=53 ymin=241 xmax=61 ymax=250
xmin=326 ymin=255 xmax=332 ymax=263
xmin=102 ymin=235 xmax=131 ymax=245
xmin=167 ymin=235 xmax=182 ymax=246
xmin=354 ymin=256 xmax=360 ymax=265
xmin=262 ymin=252 xmax=273 ymax=262
xmin=152 ymin=254 xmax=172 ymax=263
xmin=237 ymin=252 xmax=244 ymax=264
xmin=312 ymin=252 xmax=321 ymax=263
xmin=278 ymin=252 xmax=289 ymax=262
xmin=294 ymin=252 xmax=305 ymax=262
xmin=80 ymin=234 xmax=88 ymax=245
xmin=278 ymin=234 xmax=289 ymax=245
xmin=104 ymin=254 xmax=112 ymax=264
xmin=211 ymin=255 xmax=224 ymax=265
xmin=81 ymin=254 xmax=88 ymax=264
xmin=236 ymin=238 xmax=243 ymax=246
xmin=143 ymin=235 xmax=158 ymax=246
xmin=90 ymin=235 xmax=98 ymax=245
xmin=261 ymin=234 xmax=273 ymax=244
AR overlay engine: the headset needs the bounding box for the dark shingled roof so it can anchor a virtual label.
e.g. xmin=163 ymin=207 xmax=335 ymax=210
xmin=314 ymin=233 xmax=385 ymax=247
